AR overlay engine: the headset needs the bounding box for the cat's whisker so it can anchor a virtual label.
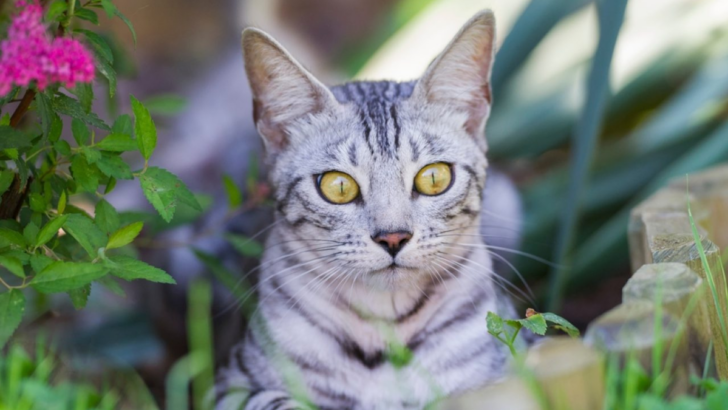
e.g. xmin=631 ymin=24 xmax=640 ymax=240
xmin=248 ymin=256 xmax=347 ymax=319
xmin=223 ymin=251 xmax=341 ymax=317
xmin=266 ymin=238 xmax=345 ymax=249
xmin=441 ymin=240 xmax=561 ymax=268
xmin=436 ymin=254 xmax=531 ymax=307
xmin=440 ymin=241 xmax=536 ymax=299
xmin=479 ymin=208 xmax=523 ymax=225
xmin=230 ymin=243 xmax=342 ymax=287
xmin=275 ymin=265 xmax=341 ymax=315
xmin=431 ymin=256 xmax=479 ymax=311
xmin=426 ymin=262 xmax=449 ymax=291
xmin=218 ymin=243 xmax=343 ymax=311
xmin=230 ymin=217 xmax=285 ymax=245
xmin=442 ymin=251 xmax=536 ymax=307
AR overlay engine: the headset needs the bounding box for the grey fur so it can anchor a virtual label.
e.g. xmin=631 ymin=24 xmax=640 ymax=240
xmin=216 ymin=10 xmax=524 ymax=410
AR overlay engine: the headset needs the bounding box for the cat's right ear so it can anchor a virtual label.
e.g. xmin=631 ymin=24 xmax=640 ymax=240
xmin=242 ymin=28 xmax=336 ymax=156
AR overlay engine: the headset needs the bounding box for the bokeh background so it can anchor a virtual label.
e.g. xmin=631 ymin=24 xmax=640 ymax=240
xmin=11 ymin=0 xmax=728 ymax=407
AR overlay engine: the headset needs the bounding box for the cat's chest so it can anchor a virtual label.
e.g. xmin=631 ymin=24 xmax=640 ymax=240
xmin=303 ymin=300 xmax=504 ymax=410
xmin=309 ymin=339 xmax=501 ymax=410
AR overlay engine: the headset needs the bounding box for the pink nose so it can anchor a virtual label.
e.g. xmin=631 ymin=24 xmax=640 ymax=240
xmin=372 ymin=231 xmax=412 ymax=257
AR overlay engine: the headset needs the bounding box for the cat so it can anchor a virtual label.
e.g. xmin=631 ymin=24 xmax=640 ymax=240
xmin=215 ymin=10 xmax=523 ymax=410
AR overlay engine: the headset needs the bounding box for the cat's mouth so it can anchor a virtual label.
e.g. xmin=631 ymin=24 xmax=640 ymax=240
xmin=373 ymin=263 xmax=417 ymax=274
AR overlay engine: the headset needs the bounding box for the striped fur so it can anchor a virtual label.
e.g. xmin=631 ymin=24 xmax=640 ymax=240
xmin=216 ymin=10 xmax=521 ymax=410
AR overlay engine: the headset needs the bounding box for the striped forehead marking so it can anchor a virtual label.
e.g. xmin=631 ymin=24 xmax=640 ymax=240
xmin=332 ymin=80 xmax=416 ymax=158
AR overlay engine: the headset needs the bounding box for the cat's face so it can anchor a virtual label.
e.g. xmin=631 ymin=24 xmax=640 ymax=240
xmin=243 ymin=13 xmax=496 ymax=290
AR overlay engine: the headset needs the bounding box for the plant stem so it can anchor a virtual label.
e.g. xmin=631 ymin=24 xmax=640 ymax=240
xmin=9 ymin=89 xmax=36 ymax=127
xmin=63 ymin=0 xmax=76 ymax=29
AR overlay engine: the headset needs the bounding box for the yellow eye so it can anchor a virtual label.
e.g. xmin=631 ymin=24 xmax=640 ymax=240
xmin=318 ymin=171 xmax=360 ymax=204
xmin=414 ymin=163 xmax=452 ymax=196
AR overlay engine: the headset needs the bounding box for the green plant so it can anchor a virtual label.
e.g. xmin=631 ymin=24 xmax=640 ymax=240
xmin=0 ymin=0 xmax=197 ymax=349
xmin=0 ymin=339 xmax=157 ymax=410
xmin=687 ymin=183 xmax=728 ymax=365
xmin=486 ymin=309 xmax=579 ymax=357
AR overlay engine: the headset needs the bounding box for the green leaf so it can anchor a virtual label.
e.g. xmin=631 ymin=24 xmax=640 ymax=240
xmin=82 ymin=146 xmax=101 ymax=164
xmin=131 ymin=95 xmax=157 ymax=161
xmin=32 ymin=262 xmax=107 ymax=293
xmin=0 ymin=290 xmax=25 ymax=348
xmin=14 ymin=159 xmax=28 ymax=187
xmin=22 ymin=222 xmax=38 ymax=246
xmin=96 ymin=57 xmax=117 ymax=98
xmin=72 ymin=118 xmax=90 ymax=146
xmin=76 ymin=29 xmax=114 ymax=64
xmin=106 ymin=222 xmax=143 ymax=250
xmin=68 ymin=285 xmax=91 ymax=309
xmin=34 ymin=91 xmax=53 ymax=139
xmin=57 ymin=190 xmax=67 ymax=214
xmin=71 ymin=155 xmax=99 ymax=192
xmin=0 ymin=88 xmax=19 ymax=106
xmin=97 ymin=275 xmax=125 ymax=297
xmin=72 ymin=83 xmax=94 ymax=114
xmin=112 ymin=114 xmax=133 ymax=135
xmin=54 ymin=140 xmax=71 ymax=156
xmin=100 ymin=0 xmax=115 ymax=17
xmin=225 ymin=234 xmax=263 ymax=258
xmin=0 ymin=228 xmax=27 ymax=248
xmin=486 ymin=311 xmax=504 ymax=335
xmin=29 ymin=254 xmax=53 ymax=274
xmin=0 ymin=126 xmax=31 ymax=150
xmin=28 ymin=193 xmax=47 ymax=213
xmin=49 ymin=113 xmax=63 ymax=142
xmin=541 ymin=312 xmax=580 ymax=337
xmin=0 ymin=255 xmax=25 ymax=278
xmin=223 ymin=175 xmax=243 ymax=209
xmin=52 ymin=94 xmax=110 ymax=130
xmin=36 ymin=215 xmax=68 ymax=247
xmin=63 ymin=214 xmax=107 ymax=257
xmin=517 ymin=314 xmax=548 ymax=336
xmin=45 ymin=0 xmax=68 ymax=22
xmin=144 ymin=94 xmax=187 ymax=116
xmin=104 ymin=176 xmax=117 ymax=195
xmin=74 ymin=8 xmax=98 ymax=24
xmin=96 ymin=133 xmax=137 ymax=152
xmin=385 ymin=341 xmax=413 ymax=369
xmin=113 ymin=6 xmax=137 ymax=45
xmin=139 ymin=167 xmax=200 ymax=222
xmin=0 ymin=170 xmax=15 ymax=196
xmin=106 ymin=256 xmax=175 ymax=284
xmin=95 ymin=199 xmax=120 ymax=235
xmin=95 ymin=153 xmax=132 ymax=180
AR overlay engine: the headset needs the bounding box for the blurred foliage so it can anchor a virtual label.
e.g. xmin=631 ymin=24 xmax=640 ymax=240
xmin=480 ymin=0 xmax=728 ymax=309
xmin=0 ymin=339 xmax=157 ymax=410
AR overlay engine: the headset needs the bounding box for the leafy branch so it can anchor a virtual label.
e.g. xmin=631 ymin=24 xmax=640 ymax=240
xmin=486 ymin=308 xmax=580 ymax=357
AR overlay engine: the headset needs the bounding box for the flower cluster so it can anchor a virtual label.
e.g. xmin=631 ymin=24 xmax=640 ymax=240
xmin=0 ymin=0 xmax=95 ymax=96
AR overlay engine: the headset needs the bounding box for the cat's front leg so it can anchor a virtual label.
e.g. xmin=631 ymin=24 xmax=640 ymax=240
xmin=244 ymin=391 xmax=310 ymax=410
xmin=216 ymin=389 xmax=309 ymax=410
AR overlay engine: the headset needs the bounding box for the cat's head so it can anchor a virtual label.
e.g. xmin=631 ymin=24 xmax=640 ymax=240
xmin=242 ymin=11 xmax=496 ymax=290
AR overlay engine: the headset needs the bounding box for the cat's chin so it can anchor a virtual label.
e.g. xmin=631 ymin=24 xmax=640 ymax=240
xmin=361 ymin=263 xmax=426 ymax=290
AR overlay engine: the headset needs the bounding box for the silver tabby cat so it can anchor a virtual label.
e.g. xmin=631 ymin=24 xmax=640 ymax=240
xmin=215 ymin=10 xmax=520 ymax=410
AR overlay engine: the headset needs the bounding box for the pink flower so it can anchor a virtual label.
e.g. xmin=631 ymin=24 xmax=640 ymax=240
xmin=0 ymin=0 xmax=95 ymax=96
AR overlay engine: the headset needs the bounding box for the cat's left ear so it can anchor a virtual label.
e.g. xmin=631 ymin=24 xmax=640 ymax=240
xmin=414 ymin=10 xmax=496 ymax=147
xmin=242 ymin=28 xmax=337 ymax=157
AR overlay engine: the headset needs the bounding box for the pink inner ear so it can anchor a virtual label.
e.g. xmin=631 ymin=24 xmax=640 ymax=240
xmin=464 ymin=83 xmax=491 ymax=137
xmin=253 ymin=97 xmax=288 ymax=153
